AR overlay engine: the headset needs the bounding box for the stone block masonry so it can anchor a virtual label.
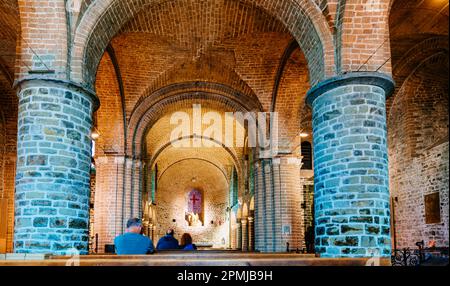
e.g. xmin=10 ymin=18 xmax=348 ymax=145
xmin=307 ymin=72 xmax=395 ymax=258
xmin=14 ymin=80 xmax=98 ymax=255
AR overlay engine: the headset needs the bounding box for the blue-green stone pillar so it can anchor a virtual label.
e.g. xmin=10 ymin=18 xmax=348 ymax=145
xmin=306 ymin=72 xmax=395 ymax=258
xmin=14 ymin=79 xmax=99 ymax=255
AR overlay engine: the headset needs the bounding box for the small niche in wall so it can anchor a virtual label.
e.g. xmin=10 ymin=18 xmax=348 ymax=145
xmin=425 ymin=192 xmax=441 ymax=224
xmin=301 ymin=141 xmax=312 ymax=170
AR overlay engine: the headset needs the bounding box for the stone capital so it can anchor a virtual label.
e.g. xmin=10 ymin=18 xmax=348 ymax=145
xmin=306 ymin=72 xmax=395 ymax=107
xmin=14 ymin=78 xmax=100 ymax=111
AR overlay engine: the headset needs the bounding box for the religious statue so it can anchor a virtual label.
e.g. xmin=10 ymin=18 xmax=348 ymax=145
xmin=187 ymin=212 xmax=203 ymax=227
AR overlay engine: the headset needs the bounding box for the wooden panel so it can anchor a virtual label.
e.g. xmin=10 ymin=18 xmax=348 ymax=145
xmin=0 ymin=198 xmax=8 ymax=253
xmin=425 ymin=193 xmax=441 ymax=224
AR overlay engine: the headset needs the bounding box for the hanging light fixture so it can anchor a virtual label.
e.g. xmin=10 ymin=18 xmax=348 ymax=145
xmin=300 ymin=132 xmax=309 ymax=138
xmin=91 ymin=127 xmax=100 ymax=140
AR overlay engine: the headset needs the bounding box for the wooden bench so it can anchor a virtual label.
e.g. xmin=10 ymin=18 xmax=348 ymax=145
xmin=0 ymin=252 xmax=391 ymax=266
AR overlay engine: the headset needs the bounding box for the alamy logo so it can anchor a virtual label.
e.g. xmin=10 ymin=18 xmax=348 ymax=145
xmin=66 ymin=0 xmax=82 ymax=13
xmin=65 ymin=248 xmax=80 ymax=266
xmin=365 ymin=249 xmax=382 ymax=266
xmin=169 ymin=104 xmax=279 ymax=158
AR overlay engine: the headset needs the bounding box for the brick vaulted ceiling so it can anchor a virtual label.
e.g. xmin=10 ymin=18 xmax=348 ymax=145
xmin=97 ymin=0 xmax=308 ymax=117
xmin=389 ymin=0 xmax=449 ymax=68
xmin=93 ymin=0 xmax=312 ymax=173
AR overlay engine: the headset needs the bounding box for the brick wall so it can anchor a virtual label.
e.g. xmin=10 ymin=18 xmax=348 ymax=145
xmin=17 ymin=0 xmax=68 ymax=80
xmin=155 ymin=159 xmax=229 ymax=248
xmin=388 ymin=49 xmax=449 ymax=249
xmin=339 ymin=0 xmax=392 ymax=74
xmin=391 ymin=142 xmax=449 ymax=248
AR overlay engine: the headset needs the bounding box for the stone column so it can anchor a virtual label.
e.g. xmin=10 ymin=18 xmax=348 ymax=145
xmin=230 ymin=225 xmax=236 ymax=249
xmin=306 ymin=72 xmax=394 ymax=258
xmin=254 ymin=157 xmax=303 ymax=252
xmin=248 ymin=216 xmax=254 ymax=252
xmin=14 ymin=79 xmax=98 ymax=255
xmin=253 ymin=160 xmax=264 ymax=252
xmin=254 ymin=159 xmax=275 ymax=252
xmin=237 ymin=220 xmax=242 ymax=250
xmin=241 ymin=218 xmax=248 ymax=252
xmin=122 ymin=157 xmax=143 ymax=230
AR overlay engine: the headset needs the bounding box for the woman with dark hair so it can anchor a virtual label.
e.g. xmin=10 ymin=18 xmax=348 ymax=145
xmin=180 ymin=233 xmax=197 ymax=251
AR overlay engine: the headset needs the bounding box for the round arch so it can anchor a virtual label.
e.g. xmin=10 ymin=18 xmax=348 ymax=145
xmin=70 ymin=0 xmax=335 ymax=89
xmin=149 ymin=134 xmax=243 ymax=180
xmin=157 ymin=158 xmax=229 ymax=184
xmin=127 ymin=84 xmax=261 ymax=158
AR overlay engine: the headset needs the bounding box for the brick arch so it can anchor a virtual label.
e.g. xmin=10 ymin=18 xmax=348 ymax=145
xmin=71 ymin=0 xmax=335 ymax=89
xmin=157 ymin=158 xmax=229 ymax=184
xmin=388 ymin=52 xmax=449 ymax=158
xmin=135 ymin=55 xmax=261 ymax=111
xmin=127 ymin=83 xmax=261 ymax=157
xmin=272 ymin=45 xmax=310 ymax=154
xmin=151 ymin=136 xmax=242 ymax=178
xmin=388 ymin=36 xmax=449 ymax=121
xmin=150 ymin=135 xmax=246 ymax=201
xmin=392 ymin=36 xmax=449 ymax=93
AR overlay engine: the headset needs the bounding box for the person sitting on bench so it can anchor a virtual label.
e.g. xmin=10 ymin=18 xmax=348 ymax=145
xmin=156 ymin=229 xmax=179 ymax=250
xmin=114 ymin=218 xmax=154 ymax=255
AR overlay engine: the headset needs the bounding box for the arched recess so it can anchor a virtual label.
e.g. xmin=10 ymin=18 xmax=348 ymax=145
xmin=120 ymin=89 xmax=255 ymax=223
xmin=127 ymin=84 xmax=262 ymax=159
xmin=155 ymin=158 xmax=230 ymax=245
xmin=157 ymin=158 xmax=229 ymax=183
xmin=392 ymin=36 xmax=449 ymax=95
xmin=388 ymin=52 xmax=449 ymax=157
xmin=270 ymin=41 xmax=310 ymax=154
xmin=387 ymin=38 xmax=448 ymax=249
xmin=94 ymin=45 xmax=128 ymax=155
xmin=70 ymin=0 xmax=335 ymax=89
xmin=388 ymin=36 xmax=449 ymax=130
xmin=149 ymin=135 xmax=243 ymax=178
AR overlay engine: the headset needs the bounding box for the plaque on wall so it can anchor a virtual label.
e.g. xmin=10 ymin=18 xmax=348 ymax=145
xmin=282 ymin=225 xmax=292 ymax=235
xmin=425 ymin=192 xmax=441 ymax=224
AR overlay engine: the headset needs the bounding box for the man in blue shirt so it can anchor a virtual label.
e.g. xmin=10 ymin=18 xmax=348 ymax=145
xmin=156 ymin=229 xmax=179 ymax=250
xmin=114 ymin=218 xmax=154 ymax=255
